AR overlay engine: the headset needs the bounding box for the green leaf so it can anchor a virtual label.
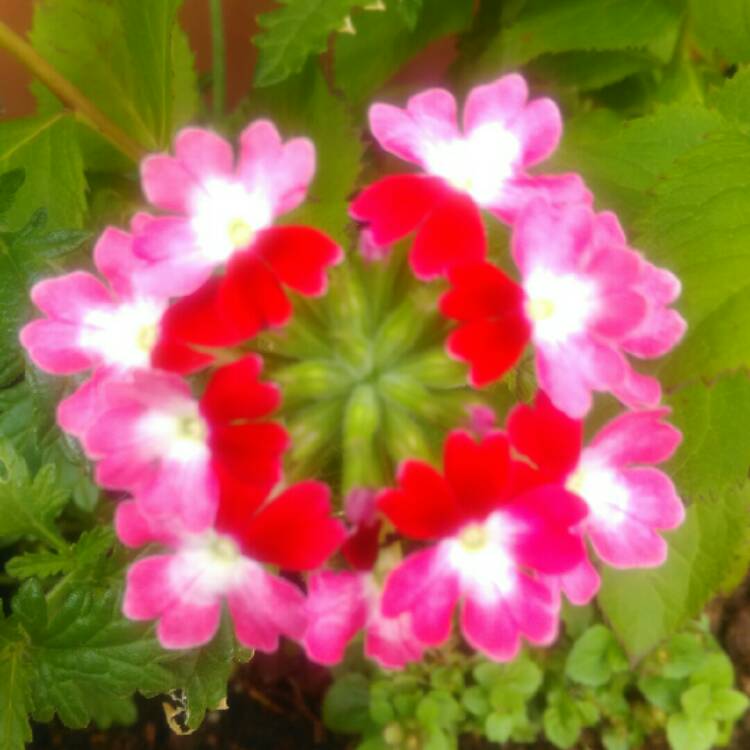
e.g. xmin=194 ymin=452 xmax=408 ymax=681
xmin=485 ymin=712 xmax=514 ymax=743
xmin=543 ymin=693 xmax=582 ymax=749
xmin=641 ymin=129 xmax=750 ymax=385
xmin=566 ymin=625 xmax=625 ymax=687
xmin=689 ymin=0 xmax=750 ymax=63
xmin=663 ymin=634 xmax=706 ymax=679
xmin=551 ymin=105 xmax=724 ymax=223
xmin=711 ymin=67 xmax=750 ymax=126
xmin=0 ymin=441 xmax=67 ymax=548
xmin=26 ymin=585 xmax=173 ymax=729
xmin=395 ymin=0 xmax=422 ymax=29
xmin=160 ymin=615 xmax=241 ymax=730
xmin=461 ymin=686 xmax=489 ymax=717
xmin=690 ymin=653 xmax=734 ymax=690
xmin=0 ymin=640 xmax=32 ymax=750
xmin=681 ymin=683 xmax=712 ymax=719
xmin=598 ymin=480 xmax=750 ymax=659
xmin=709 ymin=688 xmax=749 ymax=721
xmin=334 ymin=0 xmax=473 ymax=105
xmin=0 ymin=114 xmax=86 ymax=230
xmin=240 ymin=62 xmax=362 ymax=244
xmin=30 ymin=0 xmax=197 ymax=153
xmin=254 ymin=0 xmax=363 ymax=86
xmin=639 ymin=674 xmax=684 ymax=713
xmin=666 ymin=713 xmax=718 ymax=750
xmin=477 ymin=0 xmax=683 ymax=70
xmin=323 ymin=673 xmax=373 ymax=734
xmin=6 ymin=550 xmax=71 ymax=580
xmin=0 ymin=169 xmax=25 ymax=220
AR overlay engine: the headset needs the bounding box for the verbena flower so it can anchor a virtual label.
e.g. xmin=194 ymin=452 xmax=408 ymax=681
xmin=442 ymin=202 xmax=686 ymax=417
xmin=377 ymin=429 xmax=588 ymax=661
xmin=118 ymin=477 xmax=346 ymax=650
xmin=350 ymin=74 xmax=590 ymax=279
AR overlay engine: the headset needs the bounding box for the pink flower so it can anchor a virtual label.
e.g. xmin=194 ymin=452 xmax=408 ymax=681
xmin=20 ymin=224 xmax=168 ymax=376
xmin=303 ymin=490 xmax=426 ymax=669
xmin=508 ymin=392 xmax=685 ymax=586
xmin=119 ymin=478 xmax=346 ymax=650
xmin=135 ymin=124 xmax=342 ymax=317
xmin=77 ymin=355 xmax=287 ymax=531
xmin=350 ymin=74 xmax=590 ymax=279
xmin=441 ymin=201 xmax=686 ymax=417
xmin=377 ymin=430 xmax=587 ymax=661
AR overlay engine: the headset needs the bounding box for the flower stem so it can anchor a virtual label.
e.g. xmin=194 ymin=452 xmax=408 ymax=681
xmin=0 ymin=19 xmax=146 ymax=163
xmin=209 ymin=0 xmax=226 ymax=118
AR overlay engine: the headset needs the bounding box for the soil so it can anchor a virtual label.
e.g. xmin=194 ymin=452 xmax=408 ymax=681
xmin=27 ymin=582 xmax=750 ymax=750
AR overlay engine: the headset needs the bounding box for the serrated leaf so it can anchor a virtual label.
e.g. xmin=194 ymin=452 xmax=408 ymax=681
xmin=477 ymin=0 xmax=683 ymax=70
xmin=551 ymin=104 xmax=724 ymax=223
xmin=254 ymin=0 xmax=363 ymax=87
xmin=30 ymin=0 xmax=197 ymax=155
xmin=28 ymin=585 xmax=173 ymax=729
xmin=640 ymin=129 xmax=750 ymax=385
xmin=239 ymin=62 xmax=362 ymax=244
xmin=160 ymin=615 xmax=241 ymax=731
xmin=711 ymin=67 xmax=750 ymax=126
xmin=599 ymin=481 xmax=750 ymax=660
xmin=0 ymin=114 xmax=86 ymax=231
xmin=0 ymin=441 xmax=67 ymax=548
xmin=334 ymin=0 xmax=473 ymax=105
xmin=6 ymin=550 xmax=72 ymax=580
xmin=0 ymin=641 xmax=32 ymax=750
xmin=689 ymin=0 xmax=750 ymax=64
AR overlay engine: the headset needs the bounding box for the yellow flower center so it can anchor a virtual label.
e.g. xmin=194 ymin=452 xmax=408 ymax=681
xmin=176 ymin=414 xmax=207 ymax=443
xmin=526 ymin=297 xmax=555 ymax=322
xmin=566 ymin=468 xmax=586 ymax=495
xmin=459 ymin=523 xmax=488 ymax=551
xmin=228 ymin=217 xmax=254 ymax=249
xmin=136 ymin=323 xmax=157 ymax=352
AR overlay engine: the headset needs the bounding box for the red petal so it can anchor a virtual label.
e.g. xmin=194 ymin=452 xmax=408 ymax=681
xmin=200 ymin=355 xmax=280 ymax=425
xmin=507 ymin=391 xmax=582 ymax=483
xmin=410 ymin=191 xmax=486 ymax=280
xmin=215 ymin=468 xmax=269 ymax=540
xmin=444 ymin=430 xmax=512 ymax=519
xmin=341 ymin=520 xmax=382 ymax=571
xmin=349 ymin=175 xmax=449 ymax=247
xmin=242 ymin=481 xmax=346 ymax=570
xmin=220 ymin=253 xmax=292 ymax=330
xmin=446 ymin=317 xmax=529 ymax=387
xmin=378 ymin=461 xmax=464 ymax=540
xmin=256 ymin=226 xmax=342 ymax=296
xmin=441 ymin=262 xmax=525 ymax=322
xmin=211 ymin=422 xmax=289 ymax=489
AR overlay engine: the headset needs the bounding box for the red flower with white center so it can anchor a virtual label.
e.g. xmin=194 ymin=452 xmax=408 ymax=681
xmin=118 ymin=477 xmax=346 ymax=651
xmin=20 ymin=222 xmax=169 ymax=376
xmin=441 ymin=201 xmax=686 ymax=417
xmin=376 ymin=430 xmax=587 ymax=661
xmin=303 ymin=489 xmax=427 ymax=669
xmin=350 ymin=74 xmax=590 ymax=280
xmin=135 ymin=124 xmax=342 ymax=325
xmin=508 ymin=392 xmax=684 ymax=600
xmin=77 ymin=355 xmax=287 ymax=531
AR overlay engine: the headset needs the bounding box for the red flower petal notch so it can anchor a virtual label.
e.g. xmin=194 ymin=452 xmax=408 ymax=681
xmin=378 ymin=427 xmax=588 ymax=662
xmin=351 ymin=74 xmax=591 ymax=280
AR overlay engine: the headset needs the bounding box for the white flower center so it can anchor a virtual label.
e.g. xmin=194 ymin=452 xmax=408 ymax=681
xmin=190 ymin=177 xmax=273 ymax=262
xmin=422 ymin=123 xmax=520 ymax=206
xmin=524 ymin=268 xmax=597 ymax=345
xmin=79 ymin=298 xmax=165 ymax=368
xmin=171 ymin=530 xmax=249 ymax=604
xmin=447 ymin=515 xmax=517 ymax=599
xmin=566 ymin=459 xmax=629 ymax=527
xmin=137 ymin=397 xmax=209 ymax=463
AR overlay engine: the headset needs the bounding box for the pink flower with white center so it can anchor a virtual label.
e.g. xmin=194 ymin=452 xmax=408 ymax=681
xmin=118 ymin=477 xmax=346 ymax=650
xmin=136 ymin=123 xmax=342 ymax=301
xmin=377 ymin=430 xmax=588 ymax=661
xmin=350 ymin=74 xmax=590 ymax=279
xmin=303 ymin=490 xmax=427 ymax=669
xmin=508 ymin=392 xmax=685 ymax=599
xmin=20 ymin=224 xmax=168 ymax=376
xmin=441 ymin=201 xmax=686 ymax=418
xmin=78 ymin=356 xmax=287 ymax=531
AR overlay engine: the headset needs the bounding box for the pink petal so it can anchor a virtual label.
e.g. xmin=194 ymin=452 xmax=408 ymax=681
xmin=610 ymin=365 xmax=662 ymax=411
xmin=365 ymin=608 xmax=427 ymax=670
xmin=157 ymin=600 xmax=222 ymax=649
xmin=545 ymin=555 xmax=600 ymax=606
xmin=174 ymin=127 xmax=234 ymax=182
xmin=588 ymin=517 xmax=669 ymax=568
xmin=303 ymin=571 xmax=368 ymax=665
xmin=407 ymin=88 xmax=460 ymax=143
xmin=56 ymin=368 xmax=115 ymax=438
xmin=463 ymin=74 xmax=528 ymax=134
xmin=115 ymin=500 xmax=178 ymax=548
xmin=535 ymin=343 xmax=594 ymax=419
xmin=30 ymin=271 xmax=113 ymax=322
xmin=620 ymin=467 xmax=685 ymax=529
xmin=516 ymin=98 xmax=562 ymax=167
xmin=621 ymin=308 xmax=686 ymax=358
xmin=140 ymin=155 xmax=194 ymax=213
xmin=591 ymin=289 xmax=647 ymax=338
xmin=20 ymin=320 xmax=95 ymax=374
xmin=381 ymin=547 xmax=459 ymax=646
xmin=589 ymin=409 xmax=681 ymax=467
xmin=123 ymin=555 xmax=174 ymax=620
xmin=228 ymin=568 xmax=307 ymax=651
xmin=93 ymin=227 xmax=139 ymax=298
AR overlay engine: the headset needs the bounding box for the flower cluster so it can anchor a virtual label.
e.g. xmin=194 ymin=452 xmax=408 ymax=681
xmin=20 ymin=74 xmax=686 ymax=668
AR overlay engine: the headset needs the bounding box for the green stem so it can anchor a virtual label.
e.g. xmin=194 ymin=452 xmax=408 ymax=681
xmin=209 ymin=0 xmax=227 ymax=117
xmin=0 ymin=20 xmax=146 ymax=163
